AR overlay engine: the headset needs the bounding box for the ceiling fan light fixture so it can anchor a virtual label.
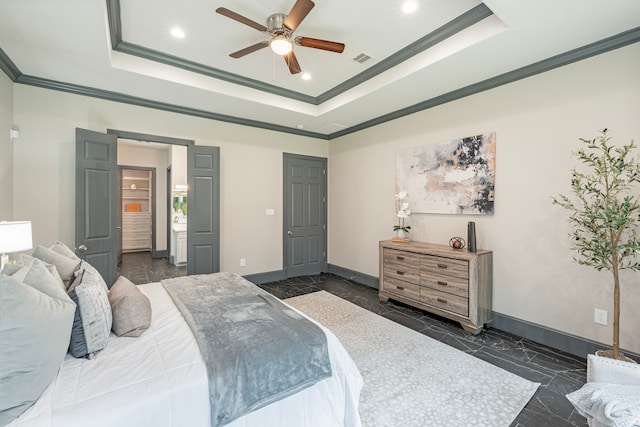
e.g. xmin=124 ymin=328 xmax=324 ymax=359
xmin=170 ymin=27 xmax=185 ymax=39
xmin=402 ymin=1 xmax=418 ymax=14
xmin=270 ymin=36 xmax=293 ymax=55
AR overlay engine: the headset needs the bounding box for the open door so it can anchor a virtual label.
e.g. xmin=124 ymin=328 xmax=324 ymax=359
xmin=75 ymin=128 xmax=118 ymax=286
xmin=187 ymin=145 xmax=220 ymax=275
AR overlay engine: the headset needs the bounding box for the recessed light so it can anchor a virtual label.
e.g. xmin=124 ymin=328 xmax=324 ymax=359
xmin=402 ymin=1 xmax=418 ymax=14
xmin=301 ymin=73 xmax=312 ymax=81
xmin=170 ymin=27 xmax=185 ymax=39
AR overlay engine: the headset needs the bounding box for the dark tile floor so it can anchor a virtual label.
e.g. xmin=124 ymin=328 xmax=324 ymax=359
xmin=120 ymin=253 xmax=589 ymax=427
xmin=118 ymin=251 xmax=186 ymax=284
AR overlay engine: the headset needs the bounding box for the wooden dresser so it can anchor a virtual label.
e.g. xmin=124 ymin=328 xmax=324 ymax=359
xmin=379 ymin=240 xmax=493 ymax=334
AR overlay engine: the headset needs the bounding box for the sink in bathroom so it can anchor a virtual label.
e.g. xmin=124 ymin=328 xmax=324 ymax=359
xmin=172 ymin=223 xmax=187 ymax=232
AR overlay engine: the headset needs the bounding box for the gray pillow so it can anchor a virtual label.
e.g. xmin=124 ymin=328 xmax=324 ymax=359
xmin=31 ymin=245 xmax=81 ymax=285
xmin=76 ymin=260 xmax=109 ymax=291
xmin=67 ymin=268 xmax=113 ymax=358
xmin=108 ymin=276 xmax=152 ymax=337
xmin=0 ymin=273 xmax=75 ymax=425
xmin=1 ymin=254 xmax=66 ymax=291
xmin=50 ymin=240 xmax=80 ymax=261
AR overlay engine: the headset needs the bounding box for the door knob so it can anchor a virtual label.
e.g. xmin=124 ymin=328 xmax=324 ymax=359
xmin=78 ymin=244 xmax=88 ymax=251
xmin=287 ymin=231 xmax=293 ymax=236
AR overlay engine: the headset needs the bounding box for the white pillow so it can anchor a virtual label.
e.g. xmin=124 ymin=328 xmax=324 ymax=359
xmin=0 ymin=271 xmax=76 ymax=425
xmin=566 ymin=382 xmax=640 ymax=427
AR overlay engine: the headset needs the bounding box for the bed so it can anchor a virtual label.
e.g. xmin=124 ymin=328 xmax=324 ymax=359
xmin=3 ymin=266 xmax=363 ymax=427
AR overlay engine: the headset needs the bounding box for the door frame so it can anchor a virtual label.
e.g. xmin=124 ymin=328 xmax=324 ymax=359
xmin=107 ymin=129 xmax=219 ymax=273
xmin=282 ymin=153 xmax=328 ymax=278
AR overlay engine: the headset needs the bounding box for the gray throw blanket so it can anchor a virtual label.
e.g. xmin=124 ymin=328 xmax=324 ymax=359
xmin=161 ymin=273 xmax=332 ymax=427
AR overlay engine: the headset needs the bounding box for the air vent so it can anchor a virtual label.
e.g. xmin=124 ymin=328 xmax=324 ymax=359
xmin=352 ymin=53 xmax=373 ymax=64
xmin=314 ymin=123 xmax=348 ymax=134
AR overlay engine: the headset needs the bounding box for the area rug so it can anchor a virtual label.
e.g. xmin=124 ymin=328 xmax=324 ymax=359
xmin=285 ymin=291 xmax=539 ymax=427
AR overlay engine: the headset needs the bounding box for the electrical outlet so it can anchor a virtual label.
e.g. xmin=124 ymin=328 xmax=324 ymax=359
xmin=240 ymin=258 xmax=246 ymax=267
xmin=594 ymin=309 xmax=608 ymax=325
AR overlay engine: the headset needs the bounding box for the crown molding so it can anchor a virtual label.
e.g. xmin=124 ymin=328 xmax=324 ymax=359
xmin=105 ymin=0 xmax=493 ymax=106
xmin=1 ymin=8 xmax=638 ymax=141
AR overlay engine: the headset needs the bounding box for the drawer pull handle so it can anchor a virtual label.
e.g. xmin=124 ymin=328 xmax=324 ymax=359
xmin=396 ymin=285 xmax=405 ymax=291
xmin=437 ymin=297 xmax=448 ymax=304
xmin=437 ymin=281 xmax=448 ymax=286
xmin=437 ymin=263 xmax=448 ymax=269
xmin=396 ymin=271 xmax=405 ymax=276
xmin=396 ymin=256 xmax=405 ymax=261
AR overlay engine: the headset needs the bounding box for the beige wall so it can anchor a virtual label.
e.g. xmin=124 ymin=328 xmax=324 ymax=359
xmin=0 ymin=71 xmax=13 ymax=220
xmin=12 ymin=86 xmax=328 ymax=275
xmin=329 ymin=43 xmax=640 ymax=353
xmin=9 ymin=42 xmax=640 ymax=353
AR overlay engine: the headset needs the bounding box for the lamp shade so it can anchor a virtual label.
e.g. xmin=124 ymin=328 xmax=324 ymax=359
xmin=0 ymin=221 xmax=33 ymax=253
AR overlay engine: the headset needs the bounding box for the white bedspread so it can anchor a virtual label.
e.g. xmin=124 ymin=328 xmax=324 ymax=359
xmin=9 ymin=283 xmax=363 ymax=427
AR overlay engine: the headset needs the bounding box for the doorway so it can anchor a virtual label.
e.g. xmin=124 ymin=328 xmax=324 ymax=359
xmin=75 ymin=128 xmax=220 ymax=285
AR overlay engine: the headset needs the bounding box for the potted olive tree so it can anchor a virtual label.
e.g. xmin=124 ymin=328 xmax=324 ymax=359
xmin=553 ymin=129 xmax=640 ymax=361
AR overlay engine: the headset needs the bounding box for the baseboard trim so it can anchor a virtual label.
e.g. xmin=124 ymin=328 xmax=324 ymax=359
xmin=490 ymin=312 xmax=639 ymax=360
xmin=327 ymin=264 xmax=379 ymax=289
xmin=152 ymin=249 xmax=168 ymax=259
xmin=326 ymin=265 xmax=639 ymax=360
xmin=243 ymin=270 xmax=287 ymax=285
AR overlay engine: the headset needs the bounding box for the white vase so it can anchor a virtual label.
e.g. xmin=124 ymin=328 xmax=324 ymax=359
xmin=396 ymin=229 xmax=407 ymax=239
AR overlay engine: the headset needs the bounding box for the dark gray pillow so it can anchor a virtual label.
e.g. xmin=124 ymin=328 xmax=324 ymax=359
xmin=67 ymin=268 xmax=113 ymax=358
xmin=0 ymin=270 xmax=75 ymax=425
xmin=108 ymin=276 xmax=152 ymax=337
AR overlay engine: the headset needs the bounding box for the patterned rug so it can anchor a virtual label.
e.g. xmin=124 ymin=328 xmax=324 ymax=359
xmin=285 ymin=291 xmax=539 ymax=427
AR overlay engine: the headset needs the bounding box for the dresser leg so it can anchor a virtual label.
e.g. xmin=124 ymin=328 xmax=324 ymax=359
xmin=461 ymin=323 xmax=483 ymax=335
xmin=379 ymin=295 xmax=389 ymax=303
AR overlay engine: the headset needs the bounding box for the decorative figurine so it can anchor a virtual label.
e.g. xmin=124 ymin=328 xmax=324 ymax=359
xmin=449 ymin=237 xmax=465 ymax=249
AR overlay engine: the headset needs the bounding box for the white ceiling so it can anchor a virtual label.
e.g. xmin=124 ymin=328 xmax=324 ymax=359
xmin=1 ymin=0 xmax=639 ymax=138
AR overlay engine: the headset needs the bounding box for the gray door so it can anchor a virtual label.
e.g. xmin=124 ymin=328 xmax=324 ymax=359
xmin=283 ymin=154 xmax=327 ymax=277
xmin=75 ymin=128 xmax=118 ymax=286
xmin=187 ymin=145 xmax=220 ymax=275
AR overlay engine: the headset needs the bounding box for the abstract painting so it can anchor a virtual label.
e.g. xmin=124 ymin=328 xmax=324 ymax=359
xmin=396 ymin=133 xmax=496 ymax=215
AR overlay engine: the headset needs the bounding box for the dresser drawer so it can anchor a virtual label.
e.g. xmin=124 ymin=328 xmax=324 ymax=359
xmin=421 ymin=273 xmax=469 ymax=298
xmin=420 ymin=287 xmax=468 ymax=317
xmin=421 ymin=255 xmax=468 ymax=280
xmin=123 ymin=213 xmax=150 ymax=225
xmin=384 ymin=263 xmax=420 ymax=284
xmin=383 ymin=248 xmax=420 ymax=269
xmin=383 ymin=277 xmax=420 ymax=301
xmin=123 ymin=231 xmax=150 ymax=240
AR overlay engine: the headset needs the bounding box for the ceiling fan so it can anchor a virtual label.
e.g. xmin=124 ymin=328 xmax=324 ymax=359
xmin=215 ymin=0 xmax=345 ymax=75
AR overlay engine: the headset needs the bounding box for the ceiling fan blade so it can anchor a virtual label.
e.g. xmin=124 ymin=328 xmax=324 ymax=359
xmin=295 ymin=36 xmax=345 ymax=53
xmin=284 ymin=51 xmax=302 ymax=74
xmin=283 ymin=0 xmax=315 ymax=32
xmin=229 ymin=41 xmax=269 ymax=58
xmin=215 ymin=7 xmax=267 ymax=32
